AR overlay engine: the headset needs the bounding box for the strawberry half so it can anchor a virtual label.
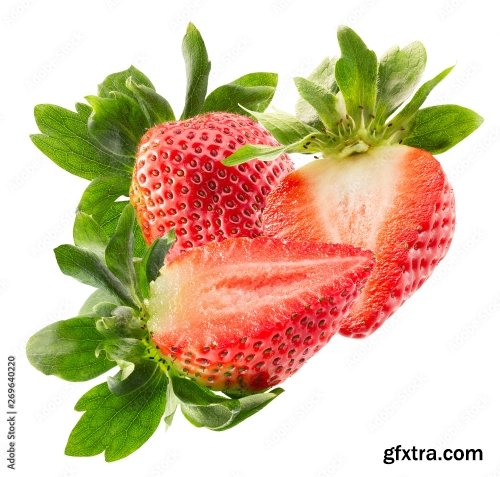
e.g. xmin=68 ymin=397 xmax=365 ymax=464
xmin=29 ymin=203 xmax=372 ymax=457
xmin=223 ymin=27 xmax=482 ymax=337
xmin=148 ymin=236 xmax=374 ymax=392
xmin=263 ymin=145 xmax=454 ymax=336
xmin=130 ymin=113 xmax=292 ymax=257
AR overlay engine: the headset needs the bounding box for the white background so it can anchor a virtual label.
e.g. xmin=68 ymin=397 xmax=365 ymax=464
xmin=1 ymin=0 xmax=499 ymax=476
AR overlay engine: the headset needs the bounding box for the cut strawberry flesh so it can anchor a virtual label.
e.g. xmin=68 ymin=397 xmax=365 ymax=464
xmin=148 ymin=237 xmax=374 ymax=391
xmin=263 ymin=145 xmax=455 ymax=337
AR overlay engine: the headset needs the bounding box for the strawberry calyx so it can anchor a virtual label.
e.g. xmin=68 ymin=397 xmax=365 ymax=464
xmin=31 ymin=23 xmax=280 ymax=255
xmin=222 ymin=26 xmax=483 ymax=167
xmin=26 ymin=204 xmax=284 ymax=461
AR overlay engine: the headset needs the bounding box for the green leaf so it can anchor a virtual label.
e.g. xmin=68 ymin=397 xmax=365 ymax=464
xmin=137 ymin=230 xmax=176 ymax=298
xmin=181 ymin=23 xmax=211 ymax=119
xmin=143 ymin=230 xmax=175 ymax=282
xmin=402 ymin=105 xmax=484 ymax=154
xmin=95 ymin=337 xmax=146 ymax=365
xmin=86 ymin=93 xmax=149 ymax=157
xmin=31 ymin=104 xmax=133 ymax=180
xmin=181 ymin=400 xmax=238 ymax=430
xmin=65 ymin=369 xmax=167 ymax=461
xmin=95 ymin=312 xmax=146 ymax=340
xmin=126 ymin=78 xmax=175 ymax=124
xmin=294 ymin=77 xmax=340 ymax=131
xmin=77 ymin=175 xmax=131 ymax=220
xmin=73 ymin=212 xmax=108 ymax=258
xmin=335 ymin=26 xmax=377 ymax=122
xmin=390 ymin=66 xmax=454 ymax=128
xmin=202 ymin=72 xmax=278 ymax=114
xmin=171 ymin=376 xmax=283 ymax=431
xmin=171 ymin=376 xmax=228 ymax=406
xmin=79 ymin=288 xmax=120 ymax=315
xmin=296 ymin=57 xmax=338 ymax=127
xmin=375 ymin=42 xmax=427 ymax=123
xmin=26 ymin=316 xmax=114 ymax=382
xmin=222 ymin=144 xmax=286 ymax=166
xmin=54 ymin=244 xmax=138 ymax=308
xmin=244 ymin=108 xmax=319 ymax=146
xmin=133 ymin=218 xmax=148 ymax=257
xmin=97 ymin=201 xmax=147 ymax=257
xmin=304 ymin=57 xmax=339 ymax=93
xmin=98 ymin=66 xmax=154 ymax=98
xmin=164 ymin=382 xmax=178 ymax=429
xmin=107 ymin=361 xmax=159 ymax=396
xmin=98 ymin=201 xmax=127 ymax=236
xmin=105 ymin=204 xmax=137 ymax=296
xmin=222 ymin=132 xmax=324 ymax=166
xmin=215 ymin=389 xmax=284 ymax=431
xmin=92 ymin=302 xmax=119 ymax=317
xmin=172 ymin=376 xmax=238 ymax=429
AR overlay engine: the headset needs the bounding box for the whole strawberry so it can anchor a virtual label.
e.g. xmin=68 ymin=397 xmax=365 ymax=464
xmin=31 ymin=23 xmax=290 ymax=258
xmin=130 ymin=113 xmax=292 ymax=257
xmin=224 ymin=27 xmax=482 ymax=337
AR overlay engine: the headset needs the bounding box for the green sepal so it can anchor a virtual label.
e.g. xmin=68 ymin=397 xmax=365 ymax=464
xmin=202 ymin=72 xmax=278 ymax=115
xmin=54 ymin=244 xmax=138 ymax=309
xmin=296 ymin=57 xmax=338 ymax=128
xmin=79 ymin=289 xmax=120 ymax=315
xmin=95 ymin=312 xmax=146 ymax=340
xmin=92 ymin=302 xmax=119 ymax=318
xmin=402 ymin=105 xmax=484 ymax=154
xmin=31 ymin=104 xmax=133 ymax=180
xmin=390 ymin=66 xmax=454 ymax=130
xmin=65 ymin=369 xmax=168 ymax=462
xmin=105 ymin=204 xmax=138 ymax=298
xmin=26 ymin=316 xmax=115 ymax=382
xmin=164 ymin=382 xmax=178 ymax=429
xmin=171 ymin=375 xmax=283 ymax=431
xmin=335 ymin=26 xmax=377 ymax=122
xmin=77 ymin=175 xmax=131 ymax=220
xmin=98 ymin=66 xmax=154 ymax=98
xmin=242 ymin=108 xmax=319 ymax=146
xmin=180 ymin=23 xmax=211 ymax=119
xmin=222 ymin=132 xmax=325 ymax=166
xmin=73 ymin=212 xmax=108 ymax=258
xmin=126 ymin=78 xmax=175 ymax=124
xmin=86 ymin=93 xmax=149 ymax=157
xmin=96 ymin=201 xmax=147 ymax=257
xmin=95 ymin=337 xmax=146 ymax=364
xmin=294 ymin=76 xmax=340 ymax=131
xmin=137 ymin=230 xmax=176 ymax=299
xmin=216 ymin=390 xmax=285 ymax=431
xmin=375 ymin=42 xmax=427 ymax=124
xmin=107 ymin=360 xmax=159 ymax=396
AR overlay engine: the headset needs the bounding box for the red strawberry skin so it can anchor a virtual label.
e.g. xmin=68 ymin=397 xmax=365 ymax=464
xmin=147 ymin=237 xmax=374 ymax=392
xmin=130 ymin=113 xmax=293 ymax=256
xmin=262 ymin=145 xmax=455 ymax=337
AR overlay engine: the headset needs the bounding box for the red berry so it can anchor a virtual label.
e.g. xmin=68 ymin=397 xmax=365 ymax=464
xmin=148 ymin=237 xmax=374 ymax=392
xmin=130 ymin=112 xmax=293 ymax=257
xmin=263 ymin=145 xmax=455 ymax=337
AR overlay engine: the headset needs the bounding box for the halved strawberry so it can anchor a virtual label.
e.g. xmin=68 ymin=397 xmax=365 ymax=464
xmin=148 ymin=237 xmax=374 ymax=392
xmin=223 ymin=27 xmax=482 ymax=337
xmin=263 ymin=145 xmax=454 ymax=336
